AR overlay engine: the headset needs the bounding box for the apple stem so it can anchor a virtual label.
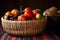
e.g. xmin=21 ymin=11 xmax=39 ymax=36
xmin=20 ymin=5 xmax=22 ymax=13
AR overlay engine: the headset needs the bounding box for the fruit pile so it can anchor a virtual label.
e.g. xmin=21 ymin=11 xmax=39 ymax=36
xmin=3 ymin=7 xmax=43 ymax=21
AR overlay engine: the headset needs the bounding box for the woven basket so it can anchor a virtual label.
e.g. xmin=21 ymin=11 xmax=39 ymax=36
xmin=1 ymin=17 xmax=47 ymax=36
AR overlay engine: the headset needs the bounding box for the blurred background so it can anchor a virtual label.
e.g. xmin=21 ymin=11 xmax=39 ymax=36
xmin=0 ymin=0 xmax=60 ymax=35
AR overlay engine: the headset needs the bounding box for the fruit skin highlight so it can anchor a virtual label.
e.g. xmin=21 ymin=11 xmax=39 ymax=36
xmin=18 ymin=15 xmax=26 ymax=21
xmin=11 ymin=9 xmax=19 ymax=15
xmin=5 ymin=11 xmax=11 ymax=16
xmin=32 ymin=9 xmax=40 ymax=16
xmin=3 ymin=15 xmax=8 ymax=20
xmin=36 ymin=14 xmax=42 ymax=20
xmin=23 ymin=7 xmax=32 ymax=12
xmin=23 ymin=7 xmax=33 ymax=19
xmin=24 ymin=12 xmax=33 ymax=18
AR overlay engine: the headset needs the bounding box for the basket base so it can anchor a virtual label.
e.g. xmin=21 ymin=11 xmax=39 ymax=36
xmin=4 ymin=29 xmax=45 ymax=36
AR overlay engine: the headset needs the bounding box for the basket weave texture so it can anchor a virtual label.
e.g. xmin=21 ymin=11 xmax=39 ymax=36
xmin=1 ymin=17 xmax=47 ymax=36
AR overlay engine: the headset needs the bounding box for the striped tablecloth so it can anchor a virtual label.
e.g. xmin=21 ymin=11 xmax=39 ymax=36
xmin=0 ymin=23 xmax=60 ymax=40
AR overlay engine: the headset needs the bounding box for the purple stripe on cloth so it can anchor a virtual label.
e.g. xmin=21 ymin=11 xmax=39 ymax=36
xmin=0 ymin=33 xmax=7 ymax=40
xmin=0 ymin=30 xmax=4 ymax=37
xmin=23 ymin=37 xmax=32 ymax=40
xmin=0 ymin=31 xmax=60 ymax=40
xmin=5 ymin=34 xmax=11 ymax=40
xmin=16 ymin=37 xmax=23 ymax=40
xmin=36 ymin=34 xmax=43 ymax=40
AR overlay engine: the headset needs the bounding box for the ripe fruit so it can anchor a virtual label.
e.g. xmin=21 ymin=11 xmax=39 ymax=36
xmin=5 ymin=11 xmax=11 ymax=16
xmin=3 ymin=15 xmax=8 ymax=20
xmin=3 ymin=8 xmax=43 ymax=21
xmin=36 ymin=14 xmax=42 ymax=20
xmin=13 ymin=13 xmax=20 ymax=19
xmin=8 ymin=15 xmax=14 ymax=20
xmin=9 ymin=15 xmax=13 ymax=18
xmin=32 ymin=9 xmax=40 ymax=16
xmin=24 ymin=12 xmax=33 ymax=18
xmin=23 ymin=7 xmax=32 ymax=12
xmin=11 ymin=9 xmax=19 ymax=15
xmin=18 ymin=15 xmax=26 ymax=21
xmin=32 ymin=17 xmax=37 ymax=20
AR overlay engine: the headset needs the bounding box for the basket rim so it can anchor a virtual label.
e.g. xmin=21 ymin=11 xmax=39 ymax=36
xmin=1 ymin=17 xmax=47 ymax=22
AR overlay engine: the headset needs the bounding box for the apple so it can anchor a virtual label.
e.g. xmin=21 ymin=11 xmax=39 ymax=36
xmin=32 ymin=9 xmax=40 ymax=16
xmin=23 ymin=7 xmax=32 ymax=12
xmin=18 ymin=15 xmax=26 ymax=21
xmin=5 ymin=11 xmax=11 ymax=16
xmin=24 ymin=12 xmax=33 ymax=18
xmin=36 ymin=14 xmax=42 ymax=20
xmin=3 ymin=15 xmax=8 ymax=20
xmin=32 ymin=17 xmax=37 ymax=20
xmin=11 ymin=9 xmax=19 ymax=15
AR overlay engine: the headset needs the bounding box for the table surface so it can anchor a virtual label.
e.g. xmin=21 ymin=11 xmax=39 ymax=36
xmin=0 ymin=23 xmax=60 ymax=40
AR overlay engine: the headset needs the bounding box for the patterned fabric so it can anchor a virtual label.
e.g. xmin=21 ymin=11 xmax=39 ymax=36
xmin=0 ymin=30 xmax=60 ymax=40
xmin=0 ymin=23 xmax=60 ymax=40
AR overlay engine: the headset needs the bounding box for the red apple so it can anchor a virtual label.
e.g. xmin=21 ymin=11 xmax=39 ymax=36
xmin=23 ymin=7 xmax=32 ymax=12
xmin=32 ymin=17 xmax=37 ymax=20
xmin=18 ymin=15 xmax=26 ymax=21
xmin=24 ymin=12 xmax=33 ymax=18
xmin=32 ymin=9 xmax=40 ymax=16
